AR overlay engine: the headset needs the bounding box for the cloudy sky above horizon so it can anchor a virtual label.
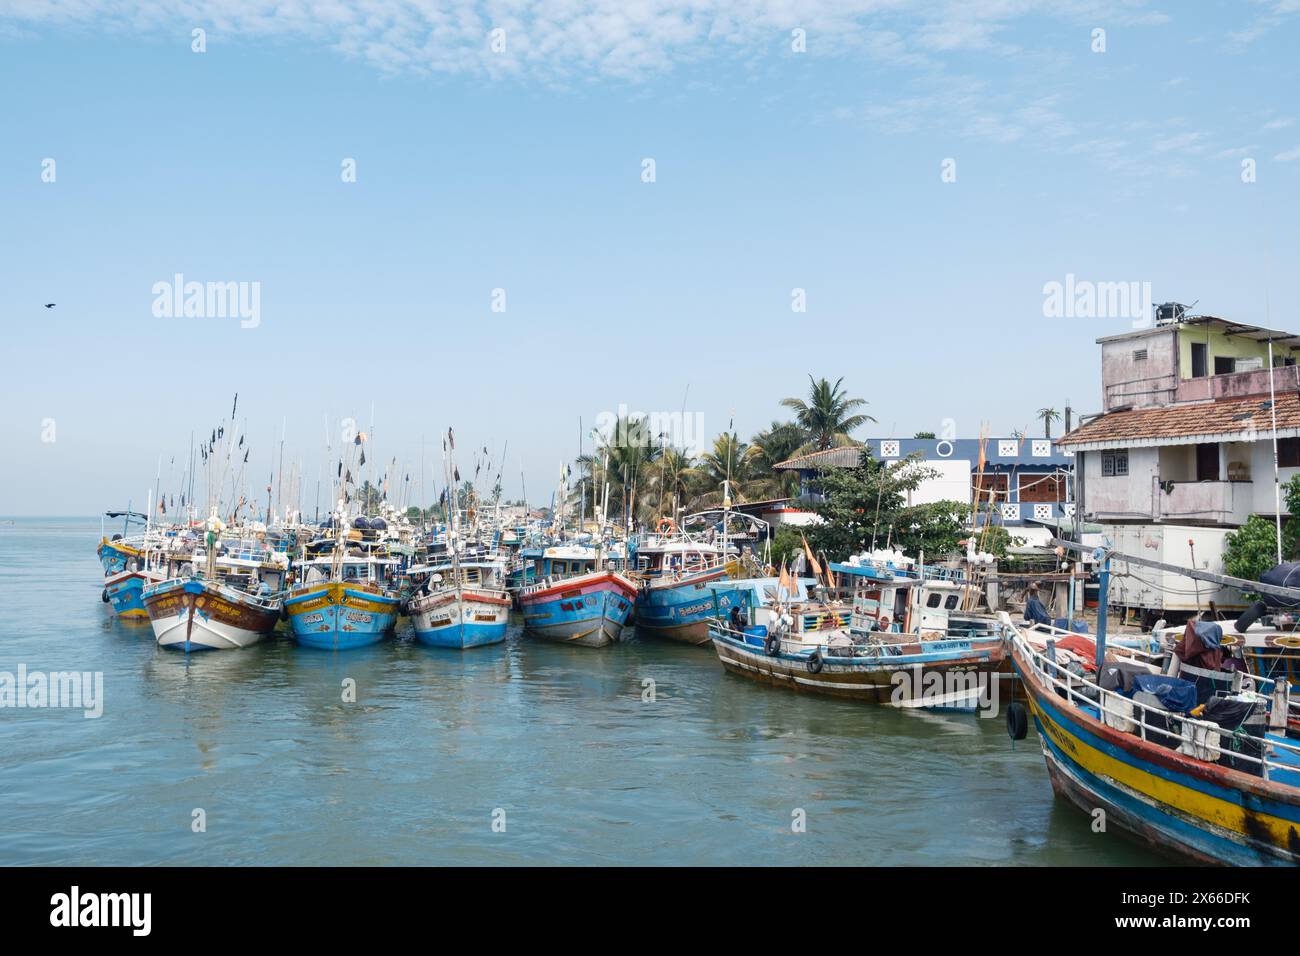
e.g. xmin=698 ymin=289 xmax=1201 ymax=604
xmin=2 ymin=1 xmax=1298 ymax=515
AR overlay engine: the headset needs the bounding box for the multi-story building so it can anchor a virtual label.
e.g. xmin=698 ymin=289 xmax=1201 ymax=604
xmin=1057 ymin=307 xmax=1300 ymax=619
xmin=774 ymin=437 xmax=1075 ymax=546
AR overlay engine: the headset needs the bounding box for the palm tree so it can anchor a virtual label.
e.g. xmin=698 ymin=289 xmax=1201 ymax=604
xmin=1036 ymin=408 xmax=1060 ymax=438
xmin=747 ymin=420 xmax=809 ymax=499
xmin=780 ymin=375 xmax=874 ymax=451
xmin=689 ymin=433 xmax=756 ymax=509
xmin=645 ymin=446 xmax=700 ymax=521
xmin=572 ymin=415 xmax=661 ymax=525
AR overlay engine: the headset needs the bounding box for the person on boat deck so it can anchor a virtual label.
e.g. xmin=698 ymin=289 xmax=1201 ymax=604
xmin=1023 ymin=583 xmax=1053 ymax=627
xmin=730 ymin=605 xmax=745 ymax=631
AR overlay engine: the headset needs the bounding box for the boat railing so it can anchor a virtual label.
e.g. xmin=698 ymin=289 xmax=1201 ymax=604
xmin=1021 ymin=620 xmax=1165 ymax=663
xmin=1009 ymin=620 xmax=1300 ymax=783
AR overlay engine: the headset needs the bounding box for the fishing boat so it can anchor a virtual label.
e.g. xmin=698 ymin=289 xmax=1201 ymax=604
xmin=518 ymin=543 xmax=637 ymax=647
xmin=103 ymin=556 xmax=167 ymax=620
xmin=142 ymin=516 xmax=288 ymax=651
xmin=1008 ymin=614 xmax=1300 ymax=865
xmin=283 ymin=514 xmax=402 ymax=650
xmin=407 ymin=544 xmax=511 ymax=649
xmin=631 ymin=520 xmax=742 ymax=644
xmin=97 ymin=509 xmax=149 ymax=576
xmin=708 ymin=552 xmax=1007 ymax=704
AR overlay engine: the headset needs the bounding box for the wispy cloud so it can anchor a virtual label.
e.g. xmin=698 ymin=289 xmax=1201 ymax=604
xmin=0 ymin=0 xmax=1175 ymax=82
xmin=1275 ymin=145 xmax=1300 ymax=162
xmin=1227 ymin=0 xmax=1300 ymax=48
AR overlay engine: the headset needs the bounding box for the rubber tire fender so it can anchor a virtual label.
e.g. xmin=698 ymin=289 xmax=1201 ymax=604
xmin=1007 ymin=702 xmax=1029 ymax=741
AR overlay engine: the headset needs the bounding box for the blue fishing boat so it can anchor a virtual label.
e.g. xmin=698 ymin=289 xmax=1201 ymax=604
xmin=1009 ymin=543 xmax=1300 ymax=864
xmin=284 ymin=541 xmax=402 ymax=650
xmin=408 ymin=548 xmax=511 ymax=649
xmin=97 ymin=509 xmax=149 ymax=576
xmin=708 ymin=554 xmax=1007 ymax=704
xmin=104 ymin=565 xmax=165 ymax=620
xmin=632 ymin=523 xmax=739 ymax=645
xmin=518 ymin=544 xmax=637 ymax=647
xmin=1009 ymin=621 xmax=1300 ymax=864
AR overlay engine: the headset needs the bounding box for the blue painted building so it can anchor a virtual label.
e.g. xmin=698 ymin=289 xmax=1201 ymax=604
xmin=773 ymin=437 xmax=1076 ymax=540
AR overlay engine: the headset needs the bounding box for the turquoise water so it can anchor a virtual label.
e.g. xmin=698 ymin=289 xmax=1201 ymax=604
xmin=0 ymin=518 xmax=1159 ymax=865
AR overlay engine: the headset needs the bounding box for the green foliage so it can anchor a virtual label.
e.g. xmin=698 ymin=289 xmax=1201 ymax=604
xmin=973 ymin=525 xmax=1025 ymax=559
xmin=1283 ymin=474 xmax=1300 ymax=560
xmin=802 ymin=447 xmax=970 ymax=560
xmin=1224 ymin=515 xmax=1280 ymax=590
xmin=913 ymin=431 xmax=936 ymax=439
xmin=780 ymin=375 xmax=875 ymax=450
xmin=769 ymin=524 xmax=806 ymax=566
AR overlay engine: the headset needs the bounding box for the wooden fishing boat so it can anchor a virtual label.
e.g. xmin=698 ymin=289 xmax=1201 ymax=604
xmin=283 ymin=525 xmax=401 ymax=650
xmin=518 ymin=544 xmax=637 ymax=647
xmin=104 ymin=563 xmax=166 ymax=620
xmin=632 ymin=524 xmax=740 ymax=644
xmin=709 ymin=555 xmax=1007 ymax=705
xmin=408 ymin=549 xmax=511 ymax=649
xmin=1007 ymin=618 xmax=1300 ymax=865
xmin=142 ymin=522 xmax=288 ymax=651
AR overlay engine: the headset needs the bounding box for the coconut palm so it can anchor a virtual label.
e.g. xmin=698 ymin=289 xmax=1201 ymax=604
xmin=1036 ymin=408 xmax=1060 ymax=438
xmin=687 ymin=433 xmax=759 ymax=508
xmin=644 ymin=445 xmax=700 ymax=521
xmin=780 ymin=375 xmax=874 ymax=451
xmin=747 ymin=420 xmax=809 ymax=499
xmin=572 ymin=415 xmax=661 ymax=524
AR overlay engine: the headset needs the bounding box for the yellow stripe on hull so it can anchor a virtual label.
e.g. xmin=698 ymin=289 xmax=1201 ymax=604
xmin=1029 ymin=694 xmax=1298 ymax=849
xmin=287 ymin=583 xmax=396 ymax=617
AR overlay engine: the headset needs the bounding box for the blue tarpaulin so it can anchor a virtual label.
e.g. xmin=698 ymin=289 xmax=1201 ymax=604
xmin=1193 ymin=621 xmax=1223 ymax=649
xmin=1024 ymin=597 xmax=1052 ymax=626
xmin=1131 ymin=674 xmax=1198 ymax=714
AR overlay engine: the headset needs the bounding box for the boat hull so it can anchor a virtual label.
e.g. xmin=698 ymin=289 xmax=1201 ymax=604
xmin=635 ymin=566 xmax=735 ymax=645
xmin=410 ymin=588 xmax=510 ymax=648
xmin=284 ymin=582 xmax=399 ymax=650
xmin=711 ymin=628 xmax=1005 ymax=704
xmin=97 ymin=538 xmax=135 ymax=575
xmin=519 ymin=572 xmax=636 ymax=648
xmin=144 ymin=578 xmax=279 ymax=651
xmin=104 ymin=569 xmax=160 ymax=620
xmin=1011 ymin=636 xmax=1300 ymax=865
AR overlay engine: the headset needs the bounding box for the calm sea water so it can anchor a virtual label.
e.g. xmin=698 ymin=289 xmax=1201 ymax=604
xmin=0 ymin=517 xmax=1160 ymax=866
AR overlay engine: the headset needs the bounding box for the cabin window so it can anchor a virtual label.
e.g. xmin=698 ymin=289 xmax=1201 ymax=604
xmin=1101 ymin=451 xmax=1128 ymax=477
xmin=926 ymin=592 xmax=942 ymax=608
xmin=944 ymin=595 xmax=959 ymax=610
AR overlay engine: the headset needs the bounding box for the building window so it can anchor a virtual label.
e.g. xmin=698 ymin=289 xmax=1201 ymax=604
xmin=1020 ymin=473 xmax=1066 ymax=503
xmin=1133 ymin=349 xmax=1148 ymax=362
xmin=1191 ymin=342 xmax=1207 ymax=378
xmin=1214 ymin=356 xmax=1236 ymax=375
xmin=1101 ymin=450 xmax=1128 ymax=476
xmin=1281 ymin=438 xmax=1300 ymax=468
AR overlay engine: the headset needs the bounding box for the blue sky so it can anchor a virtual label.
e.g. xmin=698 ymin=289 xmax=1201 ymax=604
xmin=2 ymin=1 xmax=1298 ymax=516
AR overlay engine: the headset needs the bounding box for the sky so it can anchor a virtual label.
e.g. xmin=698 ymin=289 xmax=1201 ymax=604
xmin=2 ymin=0 xmax=1298 ymax=516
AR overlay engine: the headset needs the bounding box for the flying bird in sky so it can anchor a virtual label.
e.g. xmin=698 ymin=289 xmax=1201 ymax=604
xmin=43 ymin=303 xmax=55 ymax=309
